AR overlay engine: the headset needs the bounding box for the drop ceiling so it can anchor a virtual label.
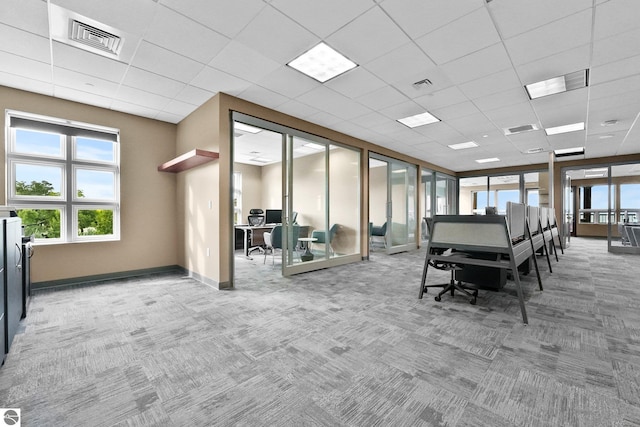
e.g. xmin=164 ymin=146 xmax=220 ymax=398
xmin=1 ymin=0 xmax=639 ymax=172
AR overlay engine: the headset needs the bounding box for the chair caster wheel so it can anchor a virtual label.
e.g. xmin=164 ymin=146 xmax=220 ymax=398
xmin=470 ymin=299 xmax=477 ymax=305
xmin=435 ymin=296 xmax=441 ymax=302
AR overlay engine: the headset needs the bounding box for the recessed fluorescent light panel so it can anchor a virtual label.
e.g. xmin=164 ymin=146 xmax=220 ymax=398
xmin=448 ymin=141 xmax=478 ymax=150
xmin=476 ymin=157 xmax=500 ymax=164
xmin=525 ymin=69 xmax=589 ymax=100
xmin=287 ymin=42 xmax=357 ymax=83
xmin=234 ymin=122 xmax=262 ymax=134
xmin=397 ymin=111 xmax=440 ymax=128
xmin=304 ymin=142 xmax=325 ymax=150
xmin=545 ymin=122 xmax=585 ymax=136
xmin=553 ymin=147 xmax=585 ymax=157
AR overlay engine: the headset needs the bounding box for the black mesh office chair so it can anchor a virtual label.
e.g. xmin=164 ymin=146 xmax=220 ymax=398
xmin=248 ymin=209 xmax=265 ymax=226
xmin=247 ymin=209 xmax=265 ymax=255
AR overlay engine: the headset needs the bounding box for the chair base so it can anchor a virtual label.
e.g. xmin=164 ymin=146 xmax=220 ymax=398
xmin=425 ymin=268 xmax=478 ymax=305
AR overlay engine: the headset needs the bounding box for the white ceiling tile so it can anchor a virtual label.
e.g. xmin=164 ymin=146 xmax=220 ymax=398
xmin=472 ymin=87 xmax=529 ymax=113
xmin=515 ymin=44 xmax=591 ymax=85
xmin=130 ymin=41 xmax=204 ymax=83
xmin=115 ymin=85 xmax=171 ymax=110
xmin=121 ymin=67 xmax=186 ymax=99
xmin=0 ymin=72 xmax=53 ymax=97
xmin=155 ymin=111 xmax=183 ymax=124
xmin=160 ymin=0 xmax=266 ymax=39
xmin=547 ymin=131 xmax=586 ymax=150
xmin=275 ymin=99 xmax=320 ymax=120
xmin=416 ymin=7 xmax=500 ymax=65
xmin=109 ymin=99 xmax=158 ymax=120
xmin=297 ymin=86 xmax=371 ymax=120
xmin=447 ymin=113 xmax=499 ymax=136
xmin=350 ymin=111 xmax=392 ymax=129
xmin=307 ymin=111 xmax=343 ymax=128
xmin=257 ymin=66 xmax=320 ymax=99
xmin=483 ymin=101 xmax=539 ymax=129
xmin=161 ymin=99 xmax=199 ymax=117
xmin=52 ymin=0 xmax=157 ymax=36
xmin=235 ymin=6 xmax=319 ymax=64
xmin=53 ymin=86 xmax=113 ymax=109
xmin=174 ymin=85 xmax=215 ymax=106
xmin=52 ymin=42 xmax=127 ymax=83
xmin=53 ymin=67 xmax=119 ymax=98
xmin=365 ymin=42 xmax=437 ymax=84
xmin=440 ymin=43 xmax=512 ymax=85
xmin=489 ymin=0 xmax=592 ymax=39
xmin=190 ymin=66 xmax=252 ymax=95
xmin=355 ymin=86 xmax=408 ymax=111
xmin=412 ymin=121 xmax=463 ymax=142
xmin=378 ymin=100 xmax=425 ymax=121
xmin=533 ymin=89 xmax=589 ymax=128
xmin=0 ymin=51 xmax=51 ymax=83
xmin=0 ymin=24 xmax=50 ymax=63
xmin=380 ymin=0 xmax=484 ymax=39
xmin=589 ymin=74 xmax=640 ymax=101
xmin=390 ymin=67 xmax=456 ymax=100
xmin=590 ymin=54 xmax=640 ymax=86
xmin=458 ymin=69 xmax=522 ymax=100
xmin=238 ymin=85 xmax=290 ymax=110
xmin=326 ymin=7 xmax=411 ymax=64
xmin=414 ymin=86 xmax=469 ymax=111
xmin=594 ymin=0 xmax=640 ymax=40
xmin=432 ymin=101 xmax=481 ymax=121
xmin=269 ymin=0 xmax=373 ymax=38
xmin=208 ymin=40 xmax=281 ymax=84
xmin=144 ymin=6 xmax=230 ymax=64
xmin=325 ymin=67 xmax=386 ymax=99
xmin=504 ymin=10 xmax=593 ymax=66
xmin=0 ymin=0 xmax=49 ymax=37
xmin=593 ymin=28 xmax=640 ymax=71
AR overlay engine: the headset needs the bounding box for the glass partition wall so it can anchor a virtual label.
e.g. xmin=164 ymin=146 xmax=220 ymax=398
xmin=563 ymin=163 xmax=640 ymax=254
xmin=458 ymin=171 xmax=543 ymax=215
xmin=232 ymin=113 xmax=361 ymax=280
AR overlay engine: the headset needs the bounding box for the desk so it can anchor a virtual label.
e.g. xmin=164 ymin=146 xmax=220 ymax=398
xmin=298 ymin=237 xmax=317 ymax=261
xmin=235 ymin=225 xmax=274 ymax=258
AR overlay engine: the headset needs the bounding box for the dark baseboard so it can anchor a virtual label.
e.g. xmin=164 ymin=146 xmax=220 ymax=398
xmin=32 ymin=265 xmax=187 ymax=292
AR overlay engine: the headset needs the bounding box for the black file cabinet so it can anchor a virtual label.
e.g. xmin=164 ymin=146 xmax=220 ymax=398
xmin=2 ymin=217 xmax=23 ymax=364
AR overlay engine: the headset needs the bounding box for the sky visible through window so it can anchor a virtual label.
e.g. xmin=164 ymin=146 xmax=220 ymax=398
xmin=15 ymin=130 xmax=115 ymax=199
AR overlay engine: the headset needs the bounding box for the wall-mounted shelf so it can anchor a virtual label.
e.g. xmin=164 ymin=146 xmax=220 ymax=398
xmin=158 ymin=149 xmax=219 ymax=173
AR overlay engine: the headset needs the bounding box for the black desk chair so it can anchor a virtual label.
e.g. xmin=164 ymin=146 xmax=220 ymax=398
xmin=247 ymin=209 xmax=265 ymax=255
xmin=420 ymin=217 xmax=478 ymax=304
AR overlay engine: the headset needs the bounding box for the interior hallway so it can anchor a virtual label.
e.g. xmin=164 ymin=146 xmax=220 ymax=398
xmin=1 ymin=238 xmax=639 ymax=426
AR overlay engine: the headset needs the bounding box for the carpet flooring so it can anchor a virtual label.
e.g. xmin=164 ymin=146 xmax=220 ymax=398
xmin=1 ymin=238 xmax=639 ymax=426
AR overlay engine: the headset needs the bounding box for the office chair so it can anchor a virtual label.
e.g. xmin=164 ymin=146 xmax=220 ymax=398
xmin=311 ymin=223 xmax=339 ymax=255
xmin=247 ymin=209 xmax=265 ymax=255
xmin=263 ymin=225 xmax=300 ymax=265
xmin=420 ymin=217 xmax=478 ymax=304
xmin=369 ymin=222 xmax=387 ymax=249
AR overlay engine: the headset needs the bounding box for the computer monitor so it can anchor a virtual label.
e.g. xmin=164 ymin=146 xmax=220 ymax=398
xmin=265 ymin=209 xmax=282 ymax=225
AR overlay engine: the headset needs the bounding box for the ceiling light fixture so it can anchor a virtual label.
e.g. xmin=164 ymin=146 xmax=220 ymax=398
xmin=525 ymin=69 xmax=589 ymax=100
xmin=304 ymin=142 xmax=325 ymax=150
xmin=554 ymin=147 xmax=585 ymax=157
xmin=545 ymin=122 xmax=585 ymax=136
xmin=287 ymin=42 xmax=357 ymax=83
xmin=234 ymin=122 xmax=262 ymax=134
xmin=476 ymin=157 xmax=500 ymax=164
xmin=448 ymin=141 xmax=478 ymax=150
xmin=397 ymin=111 xmax=440 ymax=128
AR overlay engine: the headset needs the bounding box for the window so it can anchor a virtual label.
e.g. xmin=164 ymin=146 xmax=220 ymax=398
xmin=579 ymin=184 xmax=614 ymax=224
xmin=620 ymin=183 xmax=640 ymax=223
xmin=6 ymin=111 xmax=120 ymax=243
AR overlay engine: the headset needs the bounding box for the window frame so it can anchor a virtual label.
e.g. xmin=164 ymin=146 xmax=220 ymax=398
xmin=6 ymin=110 xmax=120 ymax=244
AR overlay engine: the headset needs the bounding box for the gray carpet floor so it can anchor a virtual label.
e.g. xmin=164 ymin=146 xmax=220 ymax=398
xmin=1 ymin=238 xmax=640 ymax=426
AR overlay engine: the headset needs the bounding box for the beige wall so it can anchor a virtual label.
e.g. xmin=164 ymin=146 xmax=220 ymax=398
xmin=0 ymin=86 xmax=178 ymax=283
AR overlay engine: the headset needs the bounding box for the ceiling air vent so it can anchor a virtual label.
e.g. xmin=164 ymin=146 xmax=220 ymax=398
xmin=412 ymin=78 xmax=433 ymax=89
xmin=69 ymin=20 xmax=123 ymax=56
xmin=504 ymin=124 xmax=539 ymax=136
xmin=526 ymin=147 xmax=545 ymax=154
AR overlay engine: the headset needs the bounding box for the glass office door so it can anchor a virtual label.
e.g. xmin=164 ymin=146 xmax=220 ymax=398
xmin=370 ymin=154 xmax=417 ymax=254
xmin=420 ymin=169 xmax=433 ymax=243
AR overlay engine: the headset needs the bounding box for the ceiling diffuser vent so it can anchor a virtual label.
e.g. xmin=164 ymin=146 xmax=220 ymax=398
xmin=504 ymin=124 xmax=539 ymax=136
xmin=69 ymin=20 xmax=123 ymax=56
